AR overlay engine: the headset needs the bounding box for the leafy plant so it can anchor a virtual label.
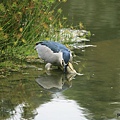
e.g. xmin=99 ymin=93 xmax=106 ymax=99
xmin=0 ymin=0 xmax=67 ymax=62
xmin=0 ymin=0 xmax=68 ymax=77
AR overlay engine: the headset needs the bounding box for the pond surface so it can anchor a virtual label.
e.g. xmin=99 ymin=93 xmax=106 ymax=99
xmin=1 ymin=0 xmax=120 ymax=120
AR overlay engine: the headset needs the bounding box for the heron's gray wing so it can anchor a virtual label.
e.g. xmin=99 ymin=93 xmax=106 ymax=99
xmin=35 ymin=44 xmax=63 ymax=65
xmin=40 ymin=41 xmax=70 ymax=53
xmin=35 ymin=41 xmax=72 ymax=64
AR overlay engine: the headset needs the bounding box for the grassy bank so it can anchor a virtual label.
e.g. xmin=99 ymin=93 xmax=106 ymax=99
xmin=0 ymin=0 xmax=68 ymax=78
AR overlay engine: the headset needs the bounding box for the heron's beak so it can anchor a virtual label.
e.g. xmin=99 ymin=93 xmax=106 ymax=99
xmin=64 ymin=64 xmax=68 ymax=73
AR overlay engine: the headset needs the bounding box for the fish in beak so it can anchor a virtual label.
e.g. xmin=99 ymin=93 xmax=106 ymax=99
xmin=61 ymin=60 xmax=76 ymax=74
xmin=66 ymin=62 xmax=77 ymax=74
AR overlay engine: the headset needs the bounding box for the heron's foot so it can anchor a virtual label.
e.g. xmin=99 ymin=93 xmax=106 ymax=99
xmin=45 ymin=63 xmax=52 ymax=71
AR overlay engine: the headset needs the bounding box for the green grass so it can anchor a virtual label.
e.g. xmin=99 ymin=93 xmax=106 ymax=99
xmin=0 ymin=0 xmax=68 ymax=77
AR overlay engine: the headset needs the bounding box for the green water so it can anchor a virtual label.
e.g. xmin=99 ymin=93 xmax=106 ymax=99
xmin=0 ymin=0 xmax=120 ymax=120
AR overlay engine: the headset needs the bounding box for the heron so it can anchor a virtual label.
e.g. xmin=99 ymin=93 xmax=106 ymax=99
xmin=35 ymin=40 xmax=76 ymax=73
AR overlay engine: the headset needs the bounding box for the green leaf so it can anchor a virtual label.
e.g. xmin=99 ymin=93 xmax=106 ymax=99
xmin=0 ymin=3 xmax=5 ymax=12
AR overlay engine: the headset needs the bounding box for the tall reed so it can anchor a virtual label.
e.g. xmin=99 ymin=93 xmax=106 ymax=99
xmin=0 ymin=0 xmax=67 ymax=62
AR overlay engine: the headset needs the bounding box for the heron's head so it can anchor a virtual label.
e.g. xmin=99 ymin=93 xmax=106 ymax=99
xmin=61 ymin=50 xmax=70 ymax=72
xmin=59 ymin=50 xmax=75 ymax=73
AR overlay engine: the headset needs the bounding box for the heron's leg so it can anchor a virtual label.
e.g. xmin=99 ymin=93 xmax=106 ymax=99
xmin=45 ymin=63 xmax=52 ymax=70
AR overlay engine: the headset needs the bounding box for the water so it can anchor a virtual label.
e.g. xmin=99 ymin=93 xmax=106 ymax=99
xmin=0 ymin=0 xmax=120 ymax=120
xmin=60 ymin=0 xmax=120 ymax=41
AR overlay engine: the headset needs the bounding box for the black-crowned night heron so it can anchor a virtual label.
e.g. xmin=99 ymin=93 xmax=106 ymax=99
xmin=35 ymin=40 xmax=76 ymax=73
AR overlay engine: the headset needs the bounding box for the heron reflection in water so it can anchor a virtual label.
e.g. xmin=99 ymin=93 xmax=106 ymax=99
xmin=36 ymin=72 xmax=76 ymax=93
